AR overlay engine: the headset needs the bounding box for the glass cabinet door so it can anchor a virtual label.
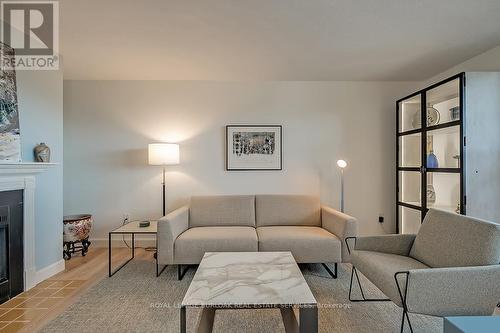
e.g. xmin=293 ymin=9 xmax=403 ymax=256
xmin=399 ymin=134 xmax=421 ymax=167
xmin=397 ymin=94 xmax=423 ymax=234
xmin=398 ymin=95 xmax=421 ymax=133
xmin=426 ymin=126 xmax=461 ymax=169
xmin=426 ymin=172 xmax=461 ymax=213
xmin=397 ymin=73 xmax=465 ymax=233
xmin=426 ymin=78 xmax=461 ymax=127
xmin=424 ymin=76 xmax=463 ymax=214
xmin=398 ymin=171 xmax=421 ymax=206
xmin=399 ymin=206 xmax=421 ymax=234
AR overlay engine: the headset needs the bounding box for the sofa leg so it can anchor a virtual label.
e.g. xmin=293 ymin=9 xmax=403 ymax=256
xmin=348 ymin=266 xmax=390 ymax=302
xmin=321 ymin=263 xmax=337 ymax=279
xmin=178 ymin=264 xmax=189 ymax=280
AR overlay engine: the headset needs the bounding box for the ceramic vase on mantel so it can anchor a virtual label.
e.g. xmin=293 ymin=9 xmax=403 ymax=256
xmin=34 ymin=143 xmax=50 ymax=162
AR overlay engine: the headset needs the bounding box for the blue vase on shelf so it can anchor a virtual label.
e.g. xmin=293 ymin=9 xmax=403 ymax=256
xmin=427 ymin=151 xmax=439 ymax=168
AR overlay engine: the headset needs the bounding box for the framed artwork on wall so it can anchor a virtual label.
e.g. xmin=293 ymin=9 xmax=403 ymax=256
xmin=0 ymin=43 xmax=20 ymax=162
xmin=226 ymin=125 xmax=282 ymax=171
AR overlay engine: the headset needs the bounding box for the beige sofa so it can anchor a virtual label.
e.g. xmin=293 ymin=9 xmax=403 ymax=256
xmin=157 ymin=195 xmax=358 ymax=279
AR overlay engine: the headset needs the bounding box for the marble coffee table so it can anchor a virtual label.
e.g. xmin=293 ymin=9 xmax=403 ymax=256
xmin=180 ymin=252 xmax=318 ymax=333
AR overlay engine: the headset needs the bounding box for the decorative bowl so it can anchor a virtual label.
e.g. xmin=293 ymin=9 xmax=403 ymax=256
xmin=412 ymin=107 xmax=441 ymax=128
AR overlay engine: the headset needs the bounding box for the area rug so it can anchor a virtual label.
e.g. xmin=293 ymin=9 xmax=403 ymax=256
xmin=40 ymin=260 xmax=441 ymax=333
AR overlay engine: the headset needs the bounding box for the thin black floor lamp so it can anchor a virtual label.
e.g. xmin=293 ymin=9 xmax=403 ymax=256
xmin=336 ymin=159 xmax=347 ymax=213
xmin=148 ymin=143 xmax=180 ymax=216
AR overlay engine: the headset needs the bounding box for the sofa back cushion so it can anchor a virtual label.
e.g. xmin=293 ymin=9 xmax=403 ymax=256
xmin=190 ymin=195 xmax=256 ymax=227
xmin=410 ymin=209 xmax=500 ymax=267
xmin=255 ymin=195 xmax=321 ymax=227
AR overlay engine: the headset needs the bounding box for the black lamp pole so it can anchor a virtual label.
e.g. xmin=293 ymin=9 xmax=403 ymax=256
xmin=162 ymin=166 xmax=166 ymax=216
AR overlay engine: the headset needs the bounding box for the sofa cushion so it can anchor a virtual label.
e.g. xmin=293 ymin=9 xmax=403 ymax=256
xmin=174 ymin=227 xmax=258 ymax=264
xmin=351 ymin=250 xmax=429 ymax=306
xmin=255 ymin=195 xmax=321 ymax=227
xmin=256 ymin=226 xmax=341 ymax=263
xmin=410 ymin=209 xmax=500 ymax=268
xmin=190 ymin=195 xmax=256 ymax=227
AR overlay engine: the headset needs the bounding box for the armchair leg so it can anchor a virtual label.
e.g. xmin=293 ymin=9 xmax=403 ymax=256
xmin=156 ymin=263 xmax=167 ymax=277
xmin=154 ymin=252 xmax=168 ymax=277
xmin=395 ymin=271 xmax=413 ymax=333
xmin=178 ymin=264 xmax=189 ymax=280
xmin=321 ymin=263 xmax=338 ymax=279
xmin=399 ymin=308 xmax=414 ymax=333
xmin=400 ymin=309 xmax=405 ymax=333
xmin=348 ymin=266 xmax=390 ymax=302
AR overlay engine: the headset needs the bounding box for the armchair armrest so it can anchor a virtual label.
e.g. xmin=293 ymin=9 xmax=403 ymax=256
xmin=157 ymin=205 xmax=189 ymax=265
xmin=321 ymin=206 xmax=357 ymax=262
xmin=405 ymin=265 xmax=500 ymax=317
xmin=351 ymin=234 xmax=416 ymax=256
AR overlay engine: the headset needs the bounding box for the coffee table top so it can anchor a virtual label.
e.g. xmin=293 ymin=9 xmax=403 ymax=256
xmin=182 ymin=252 xmax=316 ymax=307
xmin=110 ymin=220 xmax=157 ymax=234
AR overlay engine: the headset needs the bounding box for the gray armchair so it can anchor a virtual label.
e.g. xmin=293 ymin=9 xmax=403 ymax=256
xmin=346 ymin=209 xmax=500 ymax=333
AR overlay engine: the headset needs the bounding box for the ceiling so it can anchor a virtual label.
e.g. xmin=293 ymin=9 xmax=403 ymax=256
xmin=60 ymin=0 xmax=500 ymax=81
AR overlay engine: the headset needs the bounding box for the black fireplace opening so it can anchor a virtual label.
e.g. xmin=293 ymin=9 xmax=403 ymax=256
xmin=0 ymin=190 xmax=23 ymax=304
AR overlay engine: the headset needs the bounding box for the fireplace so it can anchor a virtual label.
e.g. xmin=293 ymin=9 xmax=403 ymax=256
xmin=0 ymin=190 xmax=23 ymax=303
xmin=0 ymin=162 xmax=55 ymax=297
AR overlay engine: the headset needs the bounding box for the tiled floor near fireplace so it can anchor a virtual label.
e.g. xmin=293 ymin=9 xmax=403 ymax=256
xmin=0 ymin=247 xmax=149 ymax=333
xmin=0 ymin=280 xmax=83 ymax=332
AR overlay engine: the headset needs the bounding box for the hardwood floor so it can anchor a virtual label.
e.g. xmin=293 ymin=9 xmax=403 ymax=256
xmin=0 ymin=247 xmax=155 ymax=333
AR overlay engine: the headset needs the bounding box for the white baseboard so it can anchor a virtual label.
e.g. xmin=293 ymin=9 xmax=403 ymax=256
xmin=33 ymin=259 xmax=65 ymax=286
xmin=91 ymin=236 xmax=156 ymax=248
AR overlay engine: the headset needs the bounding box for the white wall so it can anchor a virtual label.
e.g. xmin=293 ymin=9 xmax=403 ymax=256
xmin=17 ymin=69 xmax=64 ymax=271
xmin=423 ymin=44 xmax=500 ymax=85
xmin=63 ymin=80 xmax=417 ymax=241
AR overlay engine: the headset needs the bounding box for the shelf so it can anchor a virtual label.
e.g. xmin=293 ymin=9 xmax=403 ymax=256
xmin=427 ymin=168 xmax=461 ymax=173
xmin=398 ymin=201 xmax=421 ymax=210
xmin=397 ymin=167 xmax=461 ymax=173
xmin=398 ymin=128 xmax=422 ymax=137
xmin=0 ymin=162 xmax=58 ymax=175
xmin=426 ymin=121 xmax=460 ymax=132
xmin=426 ymin=204 xmax=458 ymax=212
xmin=398 ymin=167 xmax=420 ymax=172
xmin=399 ymin=202 xmax=459 ymax=213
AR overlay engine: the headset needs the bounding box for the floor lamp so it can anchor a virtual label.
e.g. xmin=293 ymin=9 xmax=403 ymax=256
xmin=148 ymin=143 xmax=180 ymax=216
xmin=337 ymin=159 xmax=347 ymax=213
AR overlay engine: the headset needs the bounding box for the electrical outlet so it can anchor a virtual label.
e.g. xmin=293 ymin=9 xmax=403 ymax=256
xmin=378 ymin=216 xmax=384 ymax=223
xmin=123 ymin=214 xmax=130 ymax=224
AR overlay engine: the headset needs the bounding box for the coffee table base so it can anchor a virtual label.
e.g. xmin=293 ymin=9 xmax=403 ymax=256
xmin=180 ymin=306 xmax=318 ymax=333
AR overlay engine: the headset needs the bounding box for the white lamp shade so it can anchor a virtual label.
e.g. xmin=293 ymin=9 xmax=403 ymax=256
xmin=337 ymin=159 xmax=347 ymax=168
xmin=148 ymin=143 xmax=180 ymax=165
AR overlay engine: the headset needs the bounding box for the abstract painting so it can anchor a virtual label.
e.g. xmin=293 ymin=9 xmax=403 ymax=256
xmin=0 ymin=43 xmax=20 ymax=162
xmin=226 ymin=125 xmax=282 ymax=170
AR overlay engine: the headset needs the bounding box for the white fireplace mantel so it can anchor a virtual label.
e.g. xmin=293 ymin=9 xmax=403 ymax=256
xmin=0 ymin=162 xmax=57 ymax=174
xmin=0 ymin=162 xmax=58 ymax=290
